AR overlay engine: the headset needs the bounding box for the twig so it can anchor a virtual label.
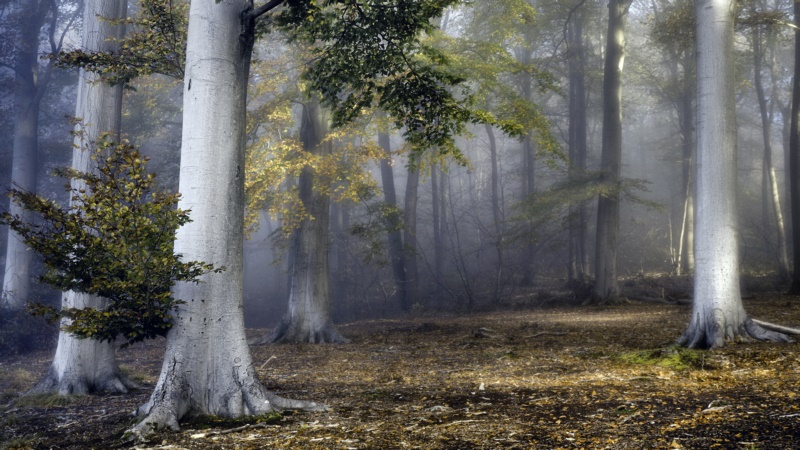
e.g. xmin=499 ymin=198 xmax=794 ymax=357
xmin=259 ymin=355 xmax=277 ymax=370
xmin=525 ymin=331 xmax=568 ymax=339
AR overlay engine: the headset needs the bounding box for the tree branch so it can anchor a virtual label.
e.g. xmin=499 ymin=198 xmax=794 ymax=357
xmin=251 ymin=0 xmax=285 ymax=20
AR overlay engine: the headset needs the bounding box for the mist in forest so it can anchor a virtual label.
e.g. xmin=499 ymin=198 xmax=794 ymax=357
xmin=0 ymin=0 xmax=794 ymax=334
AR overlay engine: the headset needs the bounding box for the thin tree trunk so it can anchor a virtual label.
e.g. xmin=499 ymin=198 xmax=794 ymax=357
xmin=486 ymin=124 xmax=504 ymax=287
xmin=378 ymin=123 xmax=408 ymax=311
xmin=2 ymin=0 xmax=45 ymax=309
xmin=133 ymin=1 xmax=321 ymax=435
xmin=753 ymin=28 xmax=790 ymax=278
xmin=567 ymin=4 xmax=587 ymax=283
xmin=403 ymin=167 xmax=420 ymax=310
xmin=590 ymin=0 xmax=631 ymax=305
xmin=31 ymin=0 xmax=134 ymax=396
xmin=679 ymin=0 xmax=789 ymax=348
xmin=431 ymin=163 xmax=441 ymax=290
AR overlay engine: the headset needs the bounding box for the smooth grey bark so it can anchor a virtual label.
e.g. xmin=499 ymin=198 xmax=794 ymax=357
xmin=2 ymin=0 xmax=54 ymax=309
xmin=590 ymin=0 xmax=631 ymax=305
xmin=133 ymin=0 xmax=322 ymax=435
xmin=567 ymin=3 xmax=588 ymax=283
xmin=31 ymin=0 xmax=135 ymax=395
xmin=679 ymin=0 xmax=789 ymax=349
xmin=486 ymin=124 xmax=504 ymax=288
xmin=377 ymin=122 xmax=409 ymax=311
xmin=260 ymin=98 xmax=347 ymax=344
xmin=403 ymin=167 xmax=420 ymax=309
xmin=752 ymin=26 xmax=789 ymax=278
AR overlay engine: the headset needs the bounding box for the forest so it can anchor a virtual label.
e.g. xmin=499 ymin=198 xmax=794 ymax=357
xmin=2 ymin=0 xmax=800 ymax=448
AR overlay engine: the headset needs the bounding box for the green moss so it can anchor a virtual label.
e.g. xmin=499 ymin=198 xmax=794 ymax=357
xmin=618 ymin=346 xmax=706 ymax=371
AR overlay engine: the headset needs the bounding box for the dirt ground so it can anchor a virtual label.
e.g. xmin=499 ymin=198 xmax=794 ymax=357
xmin=2 ymin=294 xmax=800 ymax=449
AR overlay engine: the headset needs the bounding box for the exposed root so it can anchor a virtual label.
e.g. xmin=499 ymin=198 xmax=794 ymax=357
xmin=751 ymin=318 xmax=800 ymax=336
xmin=28 ymin=367 xmax=138 ymax=396
xmin=678 ymin=317 xmax=793 ymax=349
xmin=251 ymin=319 xmax=350 ymax=344
xmin=583 ymin=293 xmax=630 ymax=306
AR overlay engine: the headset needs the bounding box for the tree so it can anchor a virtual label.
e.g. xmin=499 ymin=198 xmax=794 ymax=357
xmin=27 ymin=0 xmax=134 ymax=395
xmin=377 ymin=113 xmax=409 ymax=312
xmin=678 ymin=0 xmax=793 ymax=349
xmin=133 ymin=0 xmax=476 ymax=435
xmin=2 ymin=0 xmax=77 ymax=309
xmin=262 ymin=96 xmax=348 ymax=343
xmin=590 ymin=0 xmax=632 ymax=305
xmin=789 ymin=0 xmax=800 ymax=295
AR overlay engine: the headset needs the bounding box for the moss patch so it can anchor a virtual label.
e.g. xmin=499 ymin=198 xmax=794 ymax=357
xmin=618 ymin=346 xmax=706 ymax=370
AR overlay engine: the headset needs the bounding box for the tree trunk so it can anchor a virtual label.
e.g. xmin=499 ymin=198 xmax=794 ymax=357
xmin=753 ymin=28 xmax=790 ymax=278
xmin=30 ymin=0 xmax=134 ymax=395
xmin=486 ymin=124 xmax=504 ymax=291
xmin=567 ymin=4 xmax=588 ymax=283
xmin=403 ymin=167 xmax=420 ymax=309
xmin=2 ymin=0 xmax=46 ymax=309
xmin=590 ymin=0 xmax=631 ymax=305
xmin=789 ymin=0 xmax=800 ymax=295
xmin=133 ymin=1 xmax=321 ymax=435
xmin=679 ymin=0 xmax=789 ymax=348
xmin=262 ymin=98 xmax=347 ymax=344
xmin=378 ymin=124 xmax=408 ymax=311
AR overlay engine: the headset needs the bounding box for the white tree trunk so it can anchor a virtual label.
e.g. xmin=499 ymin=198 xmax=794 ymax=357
xmin=32 ymin=0 xmax=134 ymax=395
xmin=2 ymin=0 xmax=44 ymax=310
xmin=133 ymin=0 xmax=322 ymax=434
xmin=679 ymin=0 xmax=788 ymax=349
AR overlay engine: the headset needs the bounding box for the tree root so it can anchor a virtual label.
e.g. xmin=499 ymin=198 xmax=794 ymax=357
xmin=28 ymin=366 xmax=138 ymax=396
xmin=251 ymin=319 xmax=350 ymax=344
xmin=750 ymin=319 xmax=800 ymax=336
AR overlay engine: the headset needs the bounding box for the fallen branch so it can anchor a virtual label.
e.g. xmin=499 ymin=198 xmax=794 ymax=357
xmin=190 ymin=422 xmax=273 ymax=439
xmin=751 ymin=319 xmax=800 ymax=336
xmin=525 ymin=331 xmax=568 ymax=339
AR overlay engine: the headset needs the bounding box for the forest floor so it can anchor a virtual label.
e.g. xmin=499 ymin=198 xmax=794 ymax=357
xmin=3 ymin=284 xmax=800 ymax=449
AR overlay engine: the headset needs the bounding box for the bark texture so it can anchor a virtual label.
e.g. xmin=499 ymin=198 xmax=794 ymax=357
xmin=133 ymin=1 xmax=322 ymax=436
xmin=377 ymin=120 xmax=409 ymax=311
xmin=2 ymin=0 xmax=48 ymax=309
xmin=32 ymin=0 xmax=133 ymax=395
xmin=262 ymin=98 xmax=347 ymax=344
xmin=791 ymin=0 xmax=800 ymax=295
xmin=590 ymin=0 xmax=631 ymax=305
xmin=567 ymin=5 xmax=588 ymax=283
xmin=680 ymin=0 xmax=789 ymax=348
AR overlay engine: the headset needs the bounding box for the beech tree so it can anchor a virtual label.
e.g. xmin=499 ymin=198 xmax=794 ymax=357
xmin=678 ymin=0 xmax=795 ymax=349
xmin=132 ymin=0 xmax=492 ymax=435
xmin=591 ymin=0 xmax=632 ymax=304
xmin=2 ymin=0 xmax=77 ymax=309
xmin=28 ymin=0 xmax=134 ymax=395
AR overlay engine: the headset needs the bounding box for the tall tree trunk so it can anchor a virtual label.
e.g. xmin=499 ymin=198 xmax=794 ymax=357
xmin=679 ymin=0 xmax=788 ymax=348
xmin=486 ymin=124 xmax=504 ymax=290
xmin=677 ymin=48 xmax=695 ymax=275
xmin=567 ymin=4 xmax=588 ymax=283
xmin=590 ymin=0 xmax=631 ymax=305
xmin=753 ymin=27 xmax=790 ymax=278
xmin=133 ymin=1 xmax=321 ymax=435
xmin=31 ymin=0 xmax=135 ymax=395
xmin=263 ymin=98 xmax=347 ymax=344
xmin=403 ymin=167 xmax=420 ymax=310
xmin=2 ymin=0 xmax=47 ymax=309
xmin=789 ymin=0 xmax=800 ymax=295
xmin=377 ymin=124 xmax=408 ymax=311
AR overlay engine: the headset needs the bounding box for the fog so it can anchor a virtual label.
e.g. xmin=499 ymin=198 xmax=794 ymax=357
xmin=0 ymin=0 xmax=794 ymax=333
